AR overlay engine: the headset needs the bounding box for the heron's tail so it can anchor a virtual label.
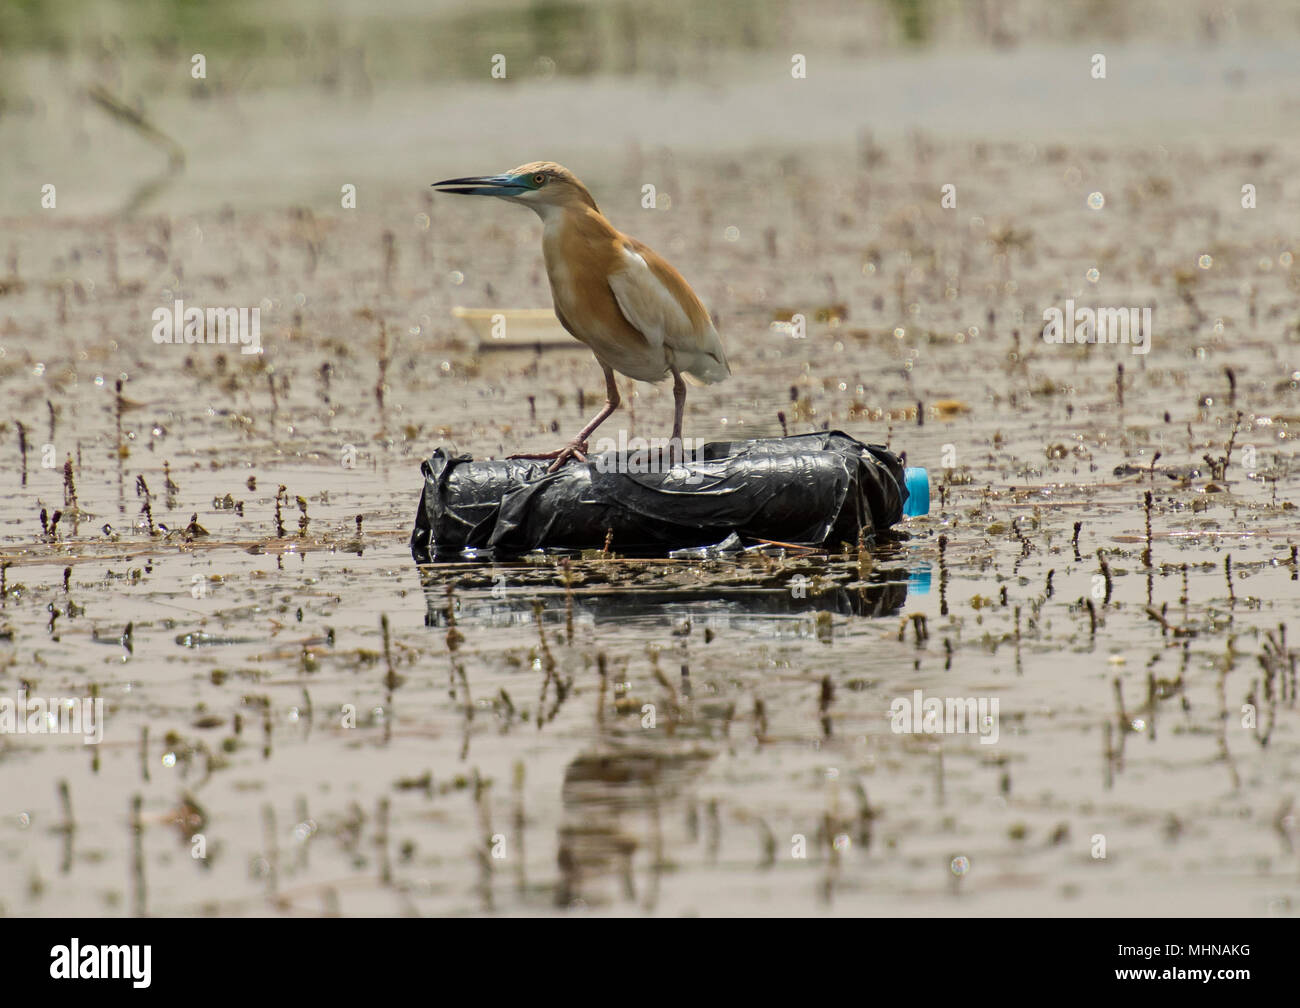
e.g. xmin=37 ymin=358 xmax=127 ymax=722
xmin=681 ymin=323 xmax=731 ymax=385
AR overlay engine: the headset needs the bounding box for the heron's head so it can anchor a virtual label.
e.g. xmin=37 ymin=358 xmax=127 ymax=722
xmin=432 ymin=161 xmax=598 ymax=216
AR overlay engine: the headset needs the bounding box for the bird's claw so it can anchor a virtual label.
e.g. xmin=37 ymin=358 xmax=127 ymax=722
xmin=545 ymin=440 xmax=589 ymax=473
xmin=507 ymin=439 xmax=589 ymax=472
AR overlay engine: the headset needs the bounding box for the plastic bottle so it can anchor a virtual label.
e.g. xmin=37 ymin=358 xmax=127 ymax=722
xmin=903 ymin=467 xmax=930 ymax=517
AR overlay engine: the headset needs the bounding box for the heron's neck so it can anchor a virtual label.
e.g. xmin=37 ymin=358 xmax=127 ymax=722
xmin=535 ymin=202 xmax=615 ymax=241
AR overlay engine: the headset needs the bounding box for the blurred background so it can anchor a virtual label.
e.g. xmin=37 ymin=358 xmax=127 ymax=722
xmin=4 ymin=0 xmax=1300 ymax=216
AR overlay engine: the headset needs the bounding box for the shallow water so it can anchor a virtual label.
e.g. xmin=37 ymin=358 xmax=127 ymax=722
xmin=0 ymin=2 xmax=1298 ymax=916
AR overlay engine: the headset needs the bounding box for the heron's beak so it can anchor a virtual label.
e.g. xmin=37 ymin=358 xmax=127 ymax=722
xmin=431 ymin=174 xmax=526 ymax=197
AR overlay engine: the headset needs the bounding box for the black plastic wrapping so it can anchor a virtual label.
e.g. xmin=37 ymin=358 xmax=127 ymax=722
xmin=411 ymin=431 xmax=909 ymax=562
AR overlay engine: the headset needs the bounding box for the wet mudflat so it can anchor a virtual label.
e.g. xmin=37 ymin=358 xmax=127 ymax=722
xmin=1 ymin=4 xmax=1299 ymax=916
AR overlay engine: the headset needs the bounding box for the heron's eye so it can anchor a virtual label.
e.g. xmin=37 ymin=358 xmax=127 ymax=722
xmin=533 ymin=174 xmax=546 ymax=186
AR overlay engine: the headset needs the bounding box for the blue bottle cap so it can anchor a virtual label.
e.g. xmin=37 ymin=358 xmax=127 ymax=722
xmin=903 ymin=467 xmax=929 ymax=517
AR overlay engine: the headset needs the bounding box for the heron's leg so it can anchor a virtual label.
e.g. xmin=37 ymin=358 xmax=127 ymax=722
xmin=508 ymin=365 xmax=621 ymax=471
xmin=669 ymin=367 xmax=687 ymax=465
xmin=572 ymin=364 xmax=622 ymax=447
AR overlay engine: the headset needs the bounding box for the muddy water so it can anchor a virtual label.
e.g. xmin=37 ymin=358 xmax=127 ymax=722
xmin=1 ymin=6 xmax=1299 ymax=916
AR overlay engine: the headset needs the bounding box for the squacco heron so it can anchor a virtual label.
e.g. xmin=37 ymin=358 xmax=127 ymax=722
xmin=433 ymin=162 xmax=730 ymax=470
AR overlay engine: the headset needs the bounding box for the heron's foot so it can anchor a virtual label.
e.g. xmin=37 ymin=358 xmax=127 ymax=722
xmin=508 ymin=439 xmax=589 ymax=471
xmin=544 ymin=439 xmax=590 ymax=473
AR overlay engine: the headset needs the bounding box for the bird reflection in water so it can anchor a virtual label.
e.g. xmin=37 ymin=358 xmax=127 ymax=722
xmin=556 ymin=745 xmax=714 ymax=910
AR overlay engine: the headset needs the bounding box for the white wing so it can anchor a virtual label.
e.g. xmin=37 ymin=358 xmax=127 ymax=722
xmin=608 ymin=246 xmax=729 ymax=384
xmin=607 ymin=247 xmax=682 ymax=356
